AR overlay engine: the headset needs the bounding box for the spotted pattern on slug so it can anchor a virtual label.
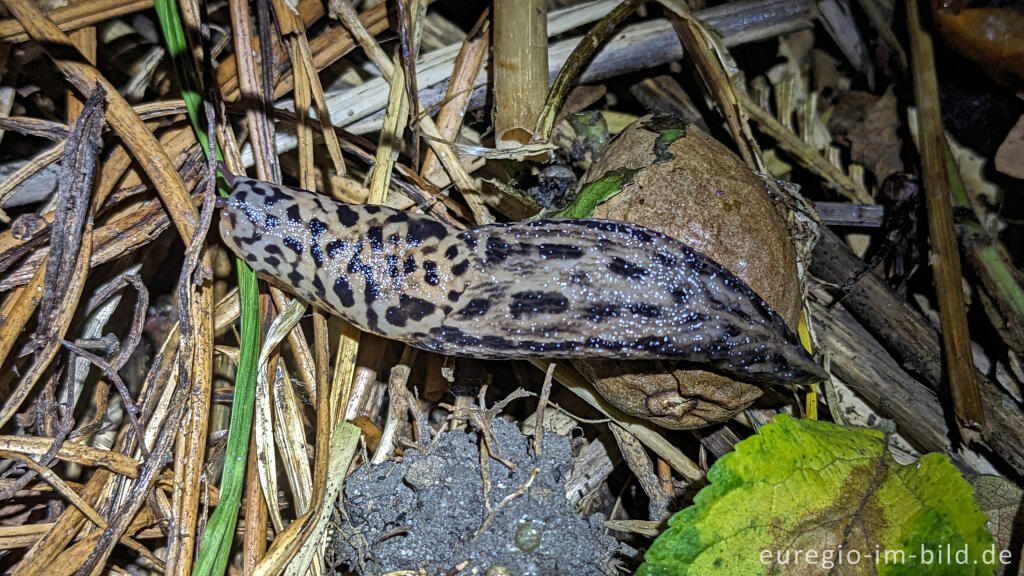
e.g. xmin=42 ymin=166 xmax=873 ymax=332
xmin=219 ymin=176 xmax=826 ymax=385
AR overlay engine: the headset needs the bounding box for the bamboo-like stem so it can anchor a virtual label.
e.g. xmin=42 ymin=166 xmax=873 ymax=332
xmin=905 ymin=0 xmax=985 ymax=435
xmin=242 ymin=429 xmax=268 ymax=574
xmin=493 ymin=0 xmax=548 ymax=148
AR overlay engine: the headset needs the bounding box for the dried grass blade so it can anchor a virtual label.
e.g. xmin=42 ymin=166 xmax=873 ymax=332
xmin=0 ymin=450 xmax=160 ymax=569
xmin=420 ymin=12 xmax=489 ymax=185
xmin=528 ymin=359 xmax=704 ymax=483
xmin=739 ymin=92 xmax=871 ymax=202
xmin=0 ymin=0 xmax=153 ymax=43
xmin=330 ymin=0 xmax=484 ymax=219
xmin=0 ymin=85 xmax=104 ymax=430
xmin=255 ymin=299 xmax=306 ymax=532
xmin=251 ymin=421 xmax=360 ymax=576
xmin=534 ymin=0 xmax=644 ymax=143
xmin=271 ymin=363 xmax=314 ymax=514
xmin=0 ymin=436 xmax=139 ymax=477
xmin=369 ymin=53 xmax=409 ymax=204
xmin=0 ymin=0 xmax=199 ymax=241
xmin=396 ymin=0 xmax=424 ymax=165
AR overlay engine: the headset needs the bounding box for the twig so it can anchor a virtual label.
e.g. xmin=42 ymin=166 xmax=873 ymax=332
xmin=534 ymin=0 xmax=644 ymax=142
xmin=532 ymin=362 xmax=556 ymax=457
xmin=473 ymin=467 xmax=541 ymax=540
xmin=58 ymin=340 xmax=149 ymax=461
xmin=905 ymin=0 xmax=985 ymax=436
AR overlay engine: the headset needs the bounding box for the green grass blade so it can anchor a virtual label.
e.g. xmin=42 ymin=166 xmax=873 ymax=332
xmin=154 ymin=1 xmax=262 ymax=575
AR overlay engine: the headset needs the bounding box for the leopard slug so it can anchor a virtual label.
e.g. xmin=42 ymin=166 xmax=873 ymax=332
xmin=218 ymin=173 xmax=826 ymax=386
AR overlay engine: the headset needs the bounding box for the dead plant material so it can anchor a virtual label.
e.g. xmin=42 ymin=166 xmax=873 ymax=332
xmin=0 ymin=0 xmax=153 ymax=43
xmin=906 ymin=0 xmax=985 ymax=436
xmin=1 ymin=2 xmax=1023 ymax=573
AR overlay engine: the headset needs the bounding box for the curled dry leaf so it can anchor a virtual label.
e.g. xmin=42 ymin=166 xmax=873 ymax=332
xmin=573 ymin=114 xmax=802 ymax=429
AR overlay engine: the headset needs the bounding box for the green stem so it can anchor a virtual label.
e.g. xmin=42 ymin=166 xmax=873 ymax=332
xmin=155 ymin=1 xmax=262 ymax=575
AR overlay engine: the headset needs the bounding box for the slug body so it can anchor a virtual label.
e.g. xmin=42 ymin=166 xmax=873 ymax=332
xmin=219 ymin=175 xmax=825 ymax=385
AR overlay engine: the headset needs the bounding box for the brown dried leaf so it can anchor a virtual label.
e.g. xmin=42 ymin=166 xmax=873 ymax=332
xmin=995 ymin=113 xmax=1024 ymax=179
xmin=838 ymin=87 xmax=904 ymax=183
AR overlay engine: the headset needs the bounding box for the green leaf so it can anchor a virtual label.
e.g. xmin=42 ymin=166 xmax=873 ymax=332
xmin=638 ymin=415 xmax=995 ymax=576
xmin=554 ymin=167 xmax=637 ymax=219
xmin=154 ymin=2 xmax=262 ymax=575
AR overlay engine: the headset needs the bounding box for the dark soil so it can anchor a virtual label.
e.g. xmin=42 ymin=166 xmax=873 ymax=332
xmin=328 ymin=418 xmax=621 ymax=575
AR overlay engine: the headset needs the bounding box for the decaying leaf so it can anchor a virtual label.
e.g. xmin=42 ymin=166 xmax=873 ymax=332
xmin=639 ymin=415 xmax=996 ymax=575
xmin=833 ymin=87 xmax=904 ymax=184
xmin=994 ymin=114 xmax=1024 ymax=180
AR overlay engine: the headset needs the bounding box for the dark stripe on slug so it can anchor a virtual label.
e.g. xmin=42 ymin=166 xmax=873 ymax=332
xmin=429 ymin=326 xmax=476 ymax=347
xmin=336 ymin=205 xmax=359 ymax=227
xmin=385 ymin=254 xmax=400 ymax=278
xmin=538 ymin=244 xmax=584 ymax=260
xmin=458 ymin=231 xmax=478 ymax=250
xmin=311 ymin=274 xmax=325 ymax=297
xmin=243 ymin=208 xmax=260 ymax=225
xmin=333 ymin=275 xmax=354 ymax=308
xmin=423 ymin=261 xmax=439 ymax=286
xmin=310 ymin=243 xmax=324 ymax=267
xmin=654 ymin=251 xmax=676 ymax=267
xmin=484 ymin=235 xmax=534 ymax=262
xmin=352 ymin=245 xmax=385 ymax=301
xmin=287 ymin=269 xmax=304 ymax=287
xmin=485 ymin=237 xmax=511 ymax=262
xmin=265 ymin=214 xmax=280 ymax=229
xmin=259 ymin=185 xmax=291 ymax=210
xmin=389 ymin=233 xmax=401 ymax=244
xmin=516 ymin=339 xmax=579 ymax=354
xmin=403 ymin=256 xmax=417 ymax=275
xmin=385 ymin=211 xmax=410 ymax=224
xmin=607 ymin=257 xmax=648 ymax=280
xmin=444 ymin=245 xmax=458 ymax=260
xmin=265 ymin=255 xmax=280 ymax=267
xmin=364 ymin=205 xmax=381 ymax=215
xmin=509 ymin=291 xmax=569 ymax=319
xmin=326 ymin=239 xmax=347 ymax=259
xmin=564 ymin=219 xmax=655 ymax=243
xmin=670 ymin=286 xmax=692 ymax=304
xmin=362 ymin=274 xmax=380 ymax=304
xmin=405 ymin=217 xmax=449 ymax=246
xmin=286 ymin=204 xmax=302 ymax=224
xmin=451 ymin=260 xmax=470 ymax=276
xmin=584 ymin=303 xmax=618 ymax=322
xmin=308 ymin=218 xmax=327 ymax=240
xmin=629 ymin=303 xmax=661 ymax=318
xmin=385 ymin=294 xmax=436 ymax=327
xmin=282 ymin=236 xmax=303 ymax=254
xmin=447 ymin=290 xmax=462 ymax=302
xmin=365 ymin=307 xmax=379 ymax=332
xmin=367 ymin=226 xmax=384 ymax=252
xmin=456 ymin=298 xmax=490 ymax=317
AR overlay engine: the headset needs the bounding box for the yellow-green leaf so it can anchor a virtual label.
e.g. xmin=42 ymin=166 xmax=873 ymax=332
xmin=638 ymin=415 xmax=996 ymax=575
